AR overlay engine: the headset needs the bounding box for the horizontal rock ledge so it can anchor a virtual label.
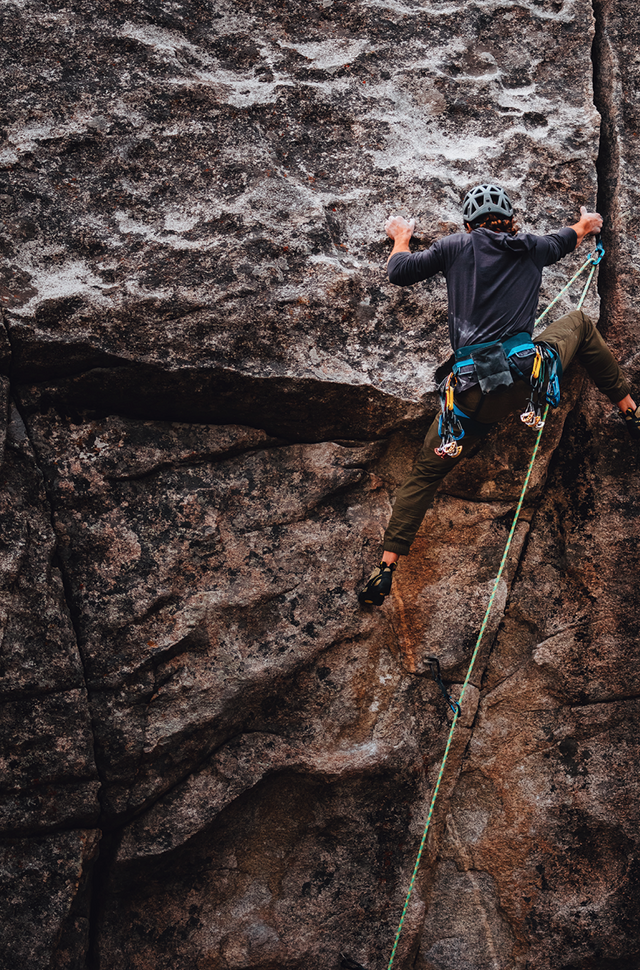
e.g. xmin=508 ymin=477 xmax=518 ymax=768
xmin=17 ymin=366 xmax=433 ymax=442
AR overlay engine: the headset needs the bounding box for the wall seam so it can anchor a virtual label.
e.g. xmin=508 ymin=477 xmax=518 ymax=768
xmin=2 ymin=317 xmax=107 ymax=970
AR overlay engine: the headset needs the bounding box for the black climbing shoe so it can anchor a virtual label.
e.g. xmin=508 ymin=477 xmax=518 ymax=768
xmin=625 ymin=406 xmax=640 ymax=439
xmin=358 ymin=561 xmax=396 ymax=606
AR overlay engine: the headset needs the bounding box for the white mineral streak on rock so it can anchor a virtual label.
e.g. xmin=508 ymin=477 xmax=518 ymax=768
xmin=114 ymin=210 xmax=203 ymax=249
xmin=162 ymin=209 xmax=201 ymax=233
xmin=11 ymin=261 xmax=115 ymax=315
xmin=121 ymin=22 xmax=210 ymax=60
xmin=363 ymin=0 xmax=579 ymax=19
xmin=278 ymin=38 xmax=372 ymax=69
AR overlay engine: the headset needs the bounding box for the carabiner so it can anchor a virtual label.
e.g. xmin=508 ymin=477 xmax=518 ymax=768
xmin=591 ymin=233 xmax=605 ymax=265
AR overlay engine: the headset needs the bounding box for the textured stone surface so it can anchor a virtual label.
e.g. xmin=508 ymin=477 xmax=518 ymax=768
xmin=1 ymin=1 xmax=640 ymax=969
xmin=0 ymin=830 xmax=100 ymax=970
xmin=3 ymin=0 xmax=601 ymax=437
xmin=0 ymin=406 xmax=99 ymax=836
xmin=20 ymin=407 xmax=393 ymax=821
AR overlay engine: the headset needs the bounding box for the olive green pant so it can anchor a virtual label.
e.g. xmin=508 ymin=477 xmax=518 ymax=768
xmin=383 ymin=311 xmax=631 ymax=555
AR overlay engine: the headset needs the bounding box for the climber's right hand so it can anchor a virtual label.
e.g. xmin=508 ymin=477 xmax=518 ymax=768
xmin=572 ymin=206 xmax=603 ymax=247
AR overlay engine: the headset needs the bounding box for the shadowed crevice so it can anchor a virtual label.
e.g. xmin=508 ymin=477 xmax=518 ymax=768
xmin=4 ymin=321 xmax=107 ymax=969
xmin=86 ymin=831 xmax=120 ymax=970
xmin=592 ymin=0 xmax=622 ymax=339
xmin=14 ymin=361 xmax=431 ymax=444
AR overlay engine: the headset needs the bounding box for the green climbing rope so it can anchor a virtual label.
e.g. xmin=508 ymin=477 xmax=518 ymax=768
xmin=533 ymin=254 xmax=594 ymax=330
xmin=385 ymin=239 xmax=603 ymax=970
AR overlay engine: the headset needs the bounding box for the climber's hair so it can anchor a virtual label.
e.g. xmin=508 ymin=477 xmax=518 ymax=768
xmin=465 ymin=213 xmax=518 ymax=235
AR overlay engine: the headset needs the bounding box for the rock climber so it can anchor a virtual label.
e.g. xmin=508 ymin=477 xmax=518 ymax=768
xmin=359 ymin=183 xmax=640 ymax=607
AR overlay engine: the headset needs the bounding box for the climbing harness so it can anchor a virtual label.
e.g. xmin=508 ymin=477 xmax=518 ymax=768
xmin=434 ymin=235 xmax=605 ymax=459
xmin=381 ymin=234 xmax=605 ymax=970
xmin=436 ymin=332 xmax=561 ymax=457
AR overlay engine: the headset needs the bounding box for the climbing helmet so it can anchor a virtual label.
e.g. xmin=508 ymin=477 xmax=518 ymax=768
xmin=462 ymin=183 xmax=514 ymax=224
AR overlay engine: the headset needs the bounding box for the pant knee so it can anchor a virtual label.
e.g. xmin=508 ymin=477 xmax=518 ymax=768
xmin=579 ymin=310 xmax=597 ymax=338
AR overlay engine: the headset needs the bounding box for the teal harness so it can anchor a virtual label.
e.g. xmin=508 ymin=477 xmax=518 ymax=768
xmin=436 ymin=331 xmax=562 ymax=457
xmin=453 ymin=331 xmax=542 ymax=375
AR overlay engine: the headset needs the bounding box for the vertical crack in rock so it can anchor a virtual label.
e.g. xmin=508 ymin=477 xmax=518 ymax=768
xmin=86 ymin=830 xmax=119 ymax=970
xmin=4 ymin=327 xmax=107 ymax=968
xmin=8 ymin=366 xmax=101 ymax=788
xmin=16 ymin=399 xmax=109 ymax=969
xmin=592 ymin=0 xmax=621 ymax=336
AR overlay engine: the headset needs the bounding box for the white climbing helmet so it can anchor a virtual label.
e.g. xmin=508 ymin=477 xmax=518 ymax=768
xmin=462 ymin=183 xmax=514 ymax=223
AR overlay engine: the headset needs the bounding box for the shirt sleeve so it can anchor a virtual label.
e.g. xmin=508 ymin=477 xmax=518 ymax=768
xmin=534 ymin=227 xmax=578 ymax=267
xmin=387 ymin=241 xmax=447 ymax=285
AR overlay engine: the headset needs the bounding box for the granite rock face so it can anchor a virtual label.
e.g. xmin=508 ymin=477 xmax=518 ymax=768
xmin=1 ymin=1 xmax=640 ymax=969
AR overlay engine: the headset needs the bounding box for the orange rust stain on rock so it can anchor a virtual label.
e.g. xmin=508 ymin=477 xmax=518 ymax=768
xmin=389 ymin=582 xmax=417 ymax=673
xmin=390 ymin=536 xmax=446 ymax=671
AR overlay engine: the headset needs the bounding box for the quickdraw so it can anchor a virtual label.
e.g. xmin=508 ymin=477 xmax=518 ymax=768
xmin=533 ymin=234 xmax=604 ymax=332
xmin=520 ymin=344 xmax=560 ymax=430
xmin=426 ymin=656 xmax=461 ymax=716
xmin=435 ymin=372 xmax=464 ymax=458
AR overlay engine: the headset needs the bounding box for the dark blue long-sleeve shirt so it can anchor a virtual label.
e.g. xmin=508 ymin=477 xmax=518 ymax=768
xmin=387 ymin=226 xmax=577 ymax=351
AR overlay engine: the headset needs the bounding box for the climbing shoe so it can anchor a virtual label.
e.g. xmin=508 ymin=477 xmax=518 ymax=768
xmin=625 ymin=406 xmax=640 ymax=439
xmin=358 ymin=561 xmax=396 ymax=606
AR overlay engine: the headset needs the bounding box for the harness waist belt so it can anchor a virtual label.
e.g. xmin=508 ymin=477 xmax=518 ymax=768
xmin=453 ymin=331 xmax=534 ymax=370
